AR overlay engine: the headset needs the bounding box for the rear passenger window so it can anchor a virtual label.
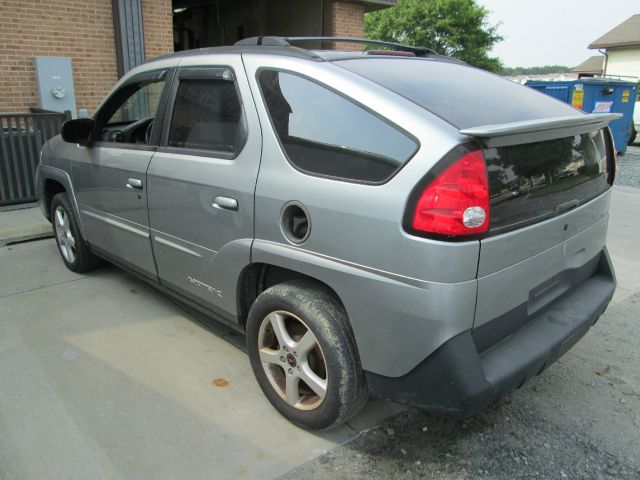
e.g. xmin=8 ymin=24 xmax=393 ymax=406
xmin=168 ymin=74 xmax=245 ymax=155
xmin=258 ymin=70 xmax=417 ymax=183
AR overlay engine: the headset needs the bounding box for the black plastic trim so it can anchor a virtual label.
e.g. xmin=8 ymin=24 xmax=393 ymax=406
xmin=238 ymin=36 xmax=439 ymax=56
xmin=155 ymin=146 xmax=238 ymax=161
xmin=605 ymin=126 xmax=616 ymax=185
xmin=366 ymin=248 xmax=616 ymax=416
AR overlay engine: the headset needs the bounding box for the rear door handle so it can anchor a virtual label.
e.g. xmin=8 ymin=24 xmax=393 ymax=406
xmin=126 ymin=178 xmax=143 ymax=190
xmin=213 ymin=196 xmax=238 ymax=211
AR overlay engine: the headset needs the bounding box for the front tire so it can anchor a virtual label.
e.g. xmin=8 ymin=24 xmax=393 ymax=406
xmin=51 ymin=193 xmax=100 ymax=273
xmin=246 ymin=280 xmax=368 ymax=430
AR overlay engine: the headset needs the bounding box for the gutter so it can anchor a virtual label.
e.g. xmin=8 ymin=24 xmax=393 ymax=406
xmin=599 ymin=49 xmax=609 ymax=76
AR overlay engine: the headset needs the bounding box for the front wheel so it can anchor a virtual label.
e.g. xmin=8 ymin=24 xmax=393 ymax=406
xmin=51 ymin=193 xmax=101 ymax=273
xmin=246 ymin=280 xmax=368 ymax=430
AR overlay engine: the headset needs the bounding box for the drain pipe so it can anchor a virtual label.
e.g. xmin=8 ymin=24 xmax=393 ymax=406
xmin=598 ymin=49 xmax=608 ymax=77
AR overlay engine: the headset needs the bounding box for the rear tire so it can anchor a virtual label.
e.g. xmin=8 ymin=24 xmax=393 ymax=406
xmin=51 ymin=193 xmax=101 ymax=273
xmin=629 ymin=125 xmax=637 ymax=145
xmin=246 ymin=280 xmax=368 ymax=430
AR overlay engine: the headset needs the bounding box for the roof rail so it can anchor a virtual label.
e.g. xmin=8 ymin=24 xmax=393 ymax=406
xmin=234 ymin=36 xmax=438 ymax=56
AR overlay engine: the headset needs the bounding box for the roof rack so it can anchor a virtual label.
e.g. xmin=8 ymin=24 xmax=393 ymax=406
xmin=234 ymin=36 xmax=438 ymax=56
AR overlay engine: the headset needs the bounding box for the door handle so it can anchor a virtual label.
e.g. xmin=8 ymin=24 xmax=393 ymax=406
xmin=213 ymin=196 xmax=238 ymax=211
xmin=126 ymin=178 xmax=143 ymax=190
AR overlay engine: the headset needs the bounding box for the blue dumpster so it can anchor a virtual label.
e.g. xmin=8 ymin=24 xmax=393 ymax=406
xmin=526 ymin=78 xmax=638 ymax=154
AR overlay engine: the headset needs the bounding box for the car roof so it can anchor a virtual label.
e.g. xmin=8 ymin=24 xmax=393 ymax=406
xmin=144 ymin=44 xmax=463 ymax=68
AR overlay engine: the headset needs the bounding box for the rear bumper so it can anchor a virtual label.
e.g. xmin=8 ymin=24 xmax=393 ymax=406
xmin=366 ymin=247 xmax=616 ymax=416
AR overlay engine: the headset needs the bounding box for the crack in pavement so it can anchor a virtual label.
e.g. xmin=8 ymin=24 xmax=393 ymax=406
xmin=0 ymin=276 xmax=88 ymax=300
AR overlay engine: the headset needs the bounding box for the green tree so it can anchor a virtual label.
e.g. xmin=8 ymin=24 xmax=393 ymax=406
xmin=364 ymin=0 xmax=503 ymax=72
xmin=501 ymin=65 xmax=572 ymax=76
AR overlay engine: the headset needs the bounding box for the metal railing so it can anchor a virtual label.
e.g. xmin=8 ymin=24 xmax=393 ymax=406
xmin=0 ymin=109 xmax=71 ymax=206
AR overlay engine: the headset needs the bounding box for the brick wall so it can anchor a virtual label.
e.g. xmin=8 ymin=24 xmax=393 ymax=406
xmin=0 ymin=0 xmax=174 ymax=115
xmin=141 ymin=0 xmax=174 ymax=61
xmin=331 ymin=1 xmax=365 ymax=51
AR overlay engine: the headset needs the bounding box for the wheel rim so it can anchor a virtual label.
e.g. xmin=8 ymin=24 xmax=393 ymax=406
xmin=257 ymin=310 xmax=328 ymax=410
xmin=54 ymin=206 xmax=76 ymax=264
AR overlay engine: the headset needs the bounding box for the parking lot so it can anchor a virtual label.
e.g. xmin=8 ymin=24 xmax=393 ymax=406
xmin=1 ymin=147 xmax=639 ymax=480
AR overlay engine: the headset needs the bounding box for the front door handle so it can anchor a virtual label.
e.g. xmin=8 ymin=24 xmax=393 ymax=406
xmin=213 ymin=196 xmax=238 ymax=211
xmin=126 ymin=178 xmax=143 ymax=190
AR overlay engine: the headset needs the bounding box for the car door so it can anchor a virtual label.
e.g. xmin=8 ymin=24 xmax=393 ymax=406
xmin=72 ymin=69 xmax=172 ymax=279
xmin=146 ymin=55 xmax=261 ymax=315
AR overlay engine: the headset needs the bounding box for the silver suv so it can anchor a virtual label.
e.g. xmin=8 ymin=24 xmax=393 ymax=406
xmin=37 ymin=37 xmax=618 ymax=430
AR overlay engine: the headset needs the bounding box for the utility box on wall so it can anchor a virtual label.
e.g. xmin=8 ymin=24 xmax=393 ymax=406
xmin=34 ymin=56 xmax=77 ymax=117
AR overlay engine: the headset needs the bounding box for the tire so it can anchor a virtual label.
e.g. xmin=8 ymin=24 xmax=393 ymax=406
xmin=246 ymin=280 xmax=368 ymax=430
xmin=629 ymin=125 xmax=637 ymax=146
xmin=51 ymin=192 xmax=101 ymax=273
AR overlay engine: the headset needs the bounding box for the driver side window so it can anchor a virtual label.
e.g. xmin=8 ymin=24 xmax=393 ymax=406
xmin=98 ymin=73 xmax=167 ymax=145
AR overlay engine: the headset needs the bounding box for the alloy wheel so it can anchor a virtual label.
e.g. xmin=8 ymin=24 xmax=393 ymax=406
xmin=54 ymin=206 xmax=76 ymax=264
xmin=257 ymin=310 xmax=328 ymax=410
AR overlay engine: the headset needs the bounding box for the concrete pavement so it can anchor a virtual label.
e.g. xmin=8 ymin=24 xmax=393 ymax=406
xmin=608 ymin=185 xmax=640 ymax=304
xmin=0 ymin=206 xmax=53 ymax=246
xmin=0 ymin=238 xmax=403 ymax=480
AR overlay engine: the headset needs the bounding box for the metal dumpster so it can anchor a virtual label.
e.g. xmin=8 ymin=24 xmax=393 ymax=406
xmin=526 ymin=78 xmax=638 ymax=154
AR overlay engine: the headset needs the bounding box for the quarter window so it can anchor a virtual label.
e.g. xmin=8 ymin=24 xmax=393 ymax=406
xmin=258 ymin=70 xmax=417 ymax=183
xmin=168 ymin=77 xmax=244 ymax=155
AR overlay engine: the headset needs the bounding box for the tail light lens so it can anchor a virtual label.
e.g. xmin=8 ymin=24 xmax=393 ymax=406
xmin=411 ymin=149 xmax=490 ymax=237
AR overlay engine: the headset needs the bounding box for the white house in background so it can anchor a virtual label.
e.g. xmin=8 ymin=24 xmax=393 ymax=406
xmin=588 ymin=14 xmax=640 ymax=81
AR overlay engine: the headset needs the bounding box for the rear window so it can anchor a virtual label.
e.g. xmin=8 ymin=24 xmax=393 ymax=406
xmin=258 ymin=70 xmax=417 ymax=183
xmin=486 ymin=129 xmax=610 ymax=233
xmin=335 ymin=58 xmax=581 ymax=129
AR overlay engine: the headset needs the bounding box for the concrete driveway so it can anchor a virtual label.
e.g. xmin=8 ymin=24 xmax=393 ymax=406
xmin=0 ymin=237 xmax=402 ymax=480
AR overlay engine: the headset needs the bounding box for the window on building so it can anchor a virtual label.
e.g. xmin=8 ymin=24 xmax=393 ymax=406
xmin=258 ymin=70 xmax=417 ymax=183
xmin=168 ymin=78 xmax=244 ymax=155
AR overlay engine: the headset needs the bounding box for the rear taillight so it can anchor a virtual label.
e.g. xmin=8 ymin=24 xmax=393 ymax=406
xmin=411 ymin=149 xmax=490 ymax=237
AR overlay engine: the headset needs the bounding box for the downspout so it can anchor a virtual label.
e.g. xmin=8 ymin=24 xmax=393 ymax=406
xmin=598 ymin=49 xmax=608 ymax=77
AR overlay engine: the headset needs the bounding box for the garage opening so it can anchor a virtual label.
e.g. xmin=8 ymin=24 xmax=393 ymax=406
xmin=172 ymin=0 xmax=328 ymax=51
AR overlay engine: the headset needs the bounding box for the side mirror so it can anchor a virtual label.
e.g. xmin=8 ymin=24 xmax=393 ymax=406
xmin=61 ymin=118 xmax=95 ymax=146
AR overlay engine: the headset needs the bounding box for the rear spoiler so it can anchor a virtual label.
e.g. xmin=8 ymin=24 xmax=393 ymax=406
xmin=460 ymin=113 xmax=622 ymax=138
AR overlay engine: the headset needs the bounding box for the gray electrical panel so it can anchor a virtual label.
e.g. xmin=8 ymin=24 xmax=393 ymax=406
xmin=34 ymin=56 xmax=77 ymax=118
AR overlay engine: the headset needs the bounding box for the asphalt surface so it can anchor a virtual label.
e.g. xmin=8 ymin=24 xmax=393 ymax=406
xmin=281 ymin=181 xmax=640 ymax=480
xmin=616 ymin=144 xmax=640 ymax=188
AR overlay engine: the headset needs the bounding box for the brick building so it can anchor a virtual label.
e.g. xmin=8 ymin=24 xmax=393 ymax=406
xmin=0 ymin=0 xmax=396 ymax=116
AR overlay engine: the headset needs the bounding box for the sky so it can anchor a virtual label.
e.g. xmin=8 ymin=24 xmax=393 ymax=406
xmin=477 ymin=0 xmax=638 ymax=68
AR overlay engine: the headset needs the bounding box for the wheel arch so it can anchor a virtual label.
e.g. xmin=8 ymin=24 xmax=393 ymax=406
xmin=237 ymin=263 xmax=347 ymax=329
xmin=42 ymin=178 xmax=67 ymax=221
xmin=37 ymin=165 xmax=86 ymax=238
